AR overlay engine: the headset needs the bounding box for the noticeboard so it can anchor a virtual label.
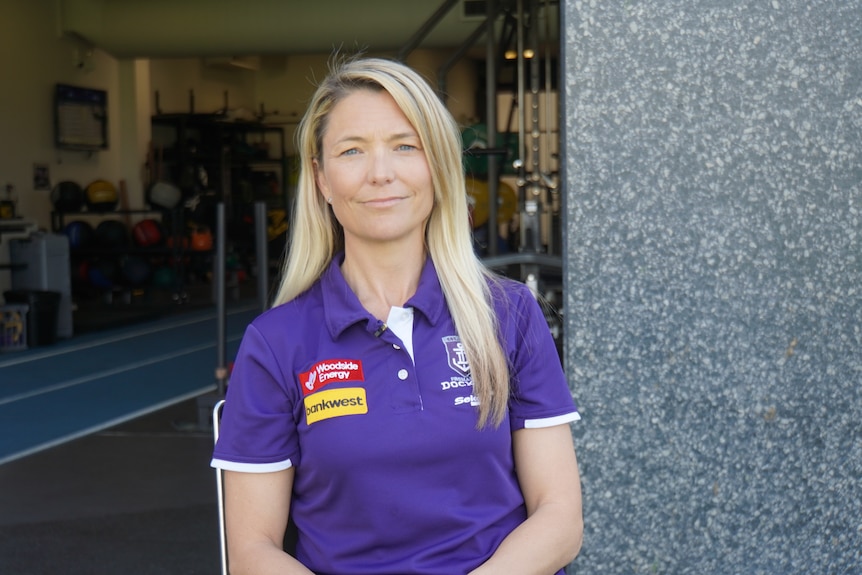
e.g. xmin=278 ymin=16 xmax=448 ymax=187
xmin=54 ymin=83 xmax=108 ymax=151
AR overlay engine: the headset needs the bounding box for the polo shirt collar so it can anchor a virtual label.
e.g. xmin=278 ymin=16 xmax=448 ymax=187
xmin=405 ymin=255 xmax=445 ymax=326
xmin=321 ymin=252 xmax=446 ymax=339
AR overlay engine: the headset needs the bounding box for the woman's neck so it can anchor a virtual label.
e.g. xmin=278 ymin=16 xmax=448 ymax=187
xmin=341 ymin=242 xmax=426 ymax=321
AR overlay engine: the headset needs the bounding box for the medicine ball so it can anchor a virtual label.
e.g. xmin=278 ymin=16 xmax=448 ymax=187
xmin=88 ymin=258 xmax=116 ymax=289
xmin=132 ymin=218 xmax=163 ymax=248
xmin=120 ymin=255 xmax=151 ymax=287
xmin=165 ymin=235 xmax=190 ymax=266
xmin=86 ymin=179 xmax=119 ymax=212
xmin=72 ymin=259 xmax=91 ymax=288
xmin=148 ymin=181 xmax=182 ymax=210
xmin=64 ymin=220 xmax=95 ymax=251
xmin=151 ymin=265 xmax=176 ymax=289
xmin=165 ymin=235 xmax=189 ymax=251
xmin=95 ymin=220 xmax=130 ymax=249
xmin=51 ymin=181 xmax=85 ymax=212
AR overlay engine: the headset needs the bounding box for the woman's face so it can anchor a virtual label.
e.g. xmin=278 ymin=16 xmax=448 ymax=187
xmin=314 ymin=89 xmax=434 ymax=251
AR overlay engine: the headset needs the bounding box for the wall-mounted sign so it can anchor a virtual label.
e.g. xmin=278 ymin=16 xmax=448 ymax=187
xmin=54 ymin=83 xmax=108 ymax=151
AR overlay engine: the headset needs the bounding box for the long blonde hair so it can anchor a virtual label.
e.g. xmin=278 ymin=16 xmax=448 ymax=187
xmin=273 ymin=57 xmax=510 ymax=427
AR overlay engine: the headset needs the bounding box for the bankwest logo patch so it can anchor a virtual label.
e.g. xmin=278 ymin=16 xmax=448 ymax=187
xmin=304 ymin=387 xmax=368 ymax=425
xmin=300 ymin=359 xmax=364 ymax=396
xmin=442 ymin=335 xmax=471 ymax=377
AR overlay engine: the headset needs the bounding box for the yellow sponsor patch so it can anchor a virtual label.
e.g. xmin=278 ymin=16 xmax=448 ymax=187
xmin=304 ymin=387 xmax=368 ymax=425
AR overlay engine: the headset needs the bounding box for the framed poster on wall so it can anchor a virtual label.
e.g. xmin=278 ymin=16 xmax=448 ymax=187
xmin=54 ymin=83 xmax=108 ymax=151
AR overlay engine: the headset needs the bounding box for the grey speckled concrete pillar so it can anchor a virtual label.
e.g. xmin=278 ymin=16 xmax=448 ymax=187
xmin=561 ymin=1 xmax=861 ymax=573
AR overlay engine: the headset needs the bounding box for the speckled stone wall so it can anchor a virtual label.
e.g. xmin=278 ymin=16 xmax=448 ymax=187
xmin=561 ymin=2 xmax=861 ymax=573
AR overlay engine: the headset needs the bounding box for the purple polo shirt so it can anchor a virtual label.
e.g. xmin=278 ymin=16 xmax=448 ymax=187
xmin=212 ymin=255 xmax=579 ymax=575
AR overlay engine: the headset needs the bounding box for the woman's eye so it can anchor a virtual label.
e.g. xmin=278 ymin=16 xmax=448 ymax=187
xmin=340 ymin=148 xmax=359 ymax=156
xmin=397 ymin=144 xmax=417 ymax=151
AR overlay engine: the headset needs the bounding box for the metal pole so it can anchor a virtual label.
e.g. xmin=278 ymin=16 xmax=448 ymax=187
xmin=516 ymin=0 xmax=535 ymax=259
xmin=437 ymin=18 xmax=491 ymax=102
xmin=215 ymin=202 xmax=227 ymax=396
xmin=543 ymin=0 xmax=559 ymax=255
xmin=486 ymin=0 xmax=500 ymax=256
xmin=397 ymin=0 xmax=460 ymax=61
xmin=528 ymin=0 xmax=543 ymax=254
xmin=516 ymin=0 xmax=526 ymax=185
xmin=254 ymin=201 xmax=269 ymax=312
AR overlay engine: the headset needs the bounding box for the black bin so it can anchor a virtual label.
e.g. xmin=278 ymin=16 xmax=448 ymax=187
xmin=3 ymin=290 xmax=61 ymax=347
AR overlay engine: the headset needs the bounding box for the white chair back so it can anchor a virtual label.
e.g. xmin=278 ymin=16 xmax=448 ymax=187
xmin=212 ymin=399 xmax=227 ymax=575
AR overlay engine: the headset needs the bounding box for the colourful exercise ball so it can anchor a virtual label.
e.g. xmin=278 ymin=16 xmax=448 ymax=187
xmin=51 ymin=181 xmax=85 ymax=212
xmin=151 ymin=265 xmax=176 ymax=289
xmin=86 ymin=179 xmax=118 ymax=212
xmin=87 ymin=259 xmax=116 ymax=289
xmin=64 ymin=220 xmax=95 ymax=251
xmin=132 ymin=218 xmax=164 ymax=247
xmin=95 ymin=220 xmax=130 ymax=249
xmin=72 ymin=259 xmax=91 ymax=288
xmin=148 ymin=181 xmax=182 ymax=210
xmin=120 ymin=255 xmax=151 ymax=286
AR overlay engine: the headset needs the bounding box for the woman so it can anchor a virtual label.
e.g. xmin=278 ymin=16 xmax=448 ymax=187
xmin=212 ymin=56 xmax=583 ymax=575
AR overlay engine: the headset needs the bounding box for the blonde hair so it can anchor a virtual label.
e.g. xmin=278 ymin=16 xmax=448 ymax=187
xmin=273 ymin=57 xmax=510 ymax=427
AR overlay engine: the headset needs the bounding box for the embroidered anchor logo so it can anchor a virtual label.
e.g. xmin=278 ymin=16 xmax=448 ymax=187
xmin=442 ymin=336 xmax=471 ymax=377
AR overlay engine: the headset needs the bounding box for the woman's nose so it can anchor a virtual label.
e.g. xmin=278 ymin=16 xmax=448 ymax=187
xmin=368 ymin=149 xmax=394 ymax=184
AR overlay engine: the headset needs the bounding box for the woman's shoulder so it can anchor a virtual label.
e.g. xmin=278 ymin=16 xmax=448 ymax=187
xmin=485 ymin=272 xmax=535 ymax=306
xmin=484 ymin=273 xmax=552 ymax=340
xmin=250 ymin=283 xmax=325 ymax=335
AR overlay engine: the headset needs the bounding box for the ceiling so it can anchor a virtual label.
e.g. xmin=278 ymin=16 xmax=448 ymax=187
xmin=59 ymin=0 xmax=559 ymax=60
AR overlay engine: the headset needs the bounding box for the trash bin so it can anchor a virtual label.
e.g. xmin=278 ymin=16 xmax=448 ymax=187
xmin=3 ymin=290 xmax=61 ymax=346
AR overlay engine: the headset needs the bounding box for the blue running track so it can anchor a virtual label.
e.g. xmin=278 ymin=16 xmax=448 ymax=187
xmin=0 ymin=304 xmax=259 ymax=465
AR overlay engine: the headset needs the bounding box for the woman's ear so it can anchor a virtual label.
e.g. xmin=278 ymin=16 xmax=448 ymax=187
xmin=313 ymin=158 xmax=329 ymax=201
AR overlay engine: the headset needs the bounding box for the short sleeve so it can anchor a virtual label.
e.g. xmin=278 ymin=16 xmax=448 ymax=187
xmin=211 ymin=323 xmax=300 ymax=472
xmin=496 ymin=281 xmax=580 ymax=431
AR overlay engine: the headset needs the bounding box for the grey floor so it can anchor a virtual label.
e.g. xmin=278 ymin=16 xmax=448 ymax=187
xmin=0 ymin=399 xmax=222 ymax=575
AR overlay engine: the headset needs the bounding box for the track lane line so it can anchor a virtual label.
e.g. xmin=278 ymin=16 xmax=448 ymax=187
xmin=0 ymin=303 xmax=258 ymax=368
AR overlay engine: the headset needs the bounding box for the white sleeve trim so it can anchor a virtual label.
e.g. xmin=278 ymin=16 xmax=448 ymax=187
xmin=211 ymin=457 xmax=294 ymax=473
xmin=524 ymin=411 xmax=581 ymax=429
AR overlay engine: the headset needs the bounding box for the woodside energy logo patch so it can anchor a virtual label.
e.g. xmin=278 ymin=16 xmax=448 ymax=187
xmin=300 ymin=359 xmax=365 ymax=396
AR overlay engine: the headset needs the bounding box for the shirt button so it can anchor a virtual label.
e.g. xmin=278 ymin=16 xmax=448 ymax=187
xmin=397 ymin=369 xmax=409 ymax=380
xmin=393 ymin=344 xmax=401 ymax=350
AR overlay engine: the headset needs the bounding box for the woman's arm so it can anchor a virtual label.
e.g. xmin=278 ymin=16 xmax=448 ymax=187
xmin=223 ymin=468 xmax=314 ymax=575
xmin=469 ymin=424 xmax=584 ymax=575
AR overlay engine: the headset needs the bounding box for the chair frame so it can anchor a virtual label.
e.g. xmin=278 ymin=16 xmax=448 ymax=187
xmin=212 ymin=399 xmax=228 ymax=575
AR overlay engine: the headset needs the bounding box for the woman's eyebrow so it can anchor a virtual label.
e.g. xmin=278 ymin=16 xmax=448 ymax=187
xmin=333 ymin=131 xmax=418 ymax=146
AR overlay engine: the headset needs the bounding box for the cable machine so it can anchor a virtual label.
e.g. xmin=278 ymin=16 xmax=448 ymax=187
xmin=432 ymin=0 xmax=565 ymax=346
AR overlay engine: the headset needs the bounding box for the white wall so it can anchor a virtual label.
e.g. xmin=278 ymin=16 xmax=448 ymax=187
xmin=148 ymin=58 xmax=258 ymax=117
xmin=0 ymin=0 xmax=124 ymax=297
xmin=0 ymin=1 xmax=480 ymax=299
xmin=0 ymin=2 xmax=128 ymax=227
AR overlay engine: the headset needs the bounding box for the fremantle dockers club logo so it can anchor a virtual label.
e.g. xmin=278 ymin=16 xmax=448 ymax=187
xmin=442 ymin=336 xmax=471 ymax=377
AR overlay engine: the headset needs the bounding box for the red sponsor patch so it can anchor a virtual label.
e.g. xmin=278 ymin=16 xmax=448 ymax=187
xmin=299 ymin=359 xmax=365 ymax=395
